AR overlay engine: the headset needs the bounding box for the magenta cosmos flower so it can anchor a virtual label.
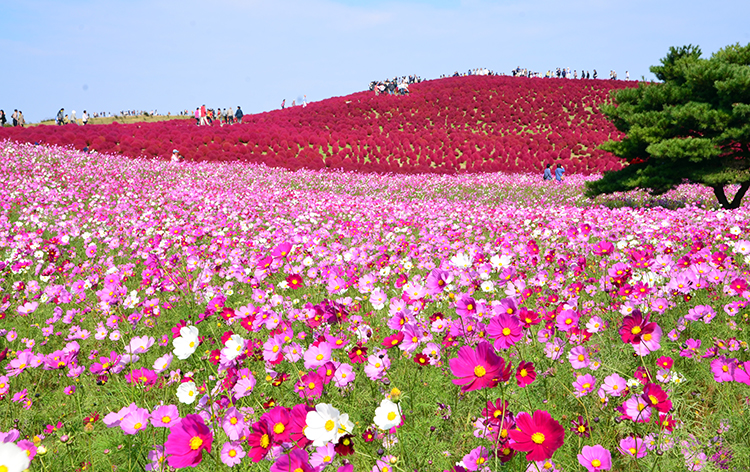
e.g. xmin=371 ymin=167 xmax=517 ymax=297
xmin=270 ymin=449 xmax=314 ymax=472
xmin=618 ymin=436 xmax=647 ymax=458
xmin=509 ymin=410 xmax=565 ymax=461
xmin=578 ymin=444 xmax=612 ymax=471
xmin=487 ymin=313 xmax=523 ymax=349
xmin=165 ymin=414 xmax=213 ymax=468
xmin=449 ymin=341 xmax=508 ymax=392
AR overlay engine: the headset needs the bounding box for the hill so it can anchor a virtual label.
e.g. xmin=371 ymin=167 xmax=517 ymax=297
xmin=0 ymin=76 xmax=637 ymax=174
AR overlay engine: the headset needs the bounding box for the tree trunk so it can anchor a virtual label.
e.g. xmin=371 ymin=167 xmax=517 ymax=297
xmin=713 ymin=182 xmax=750 ymax=209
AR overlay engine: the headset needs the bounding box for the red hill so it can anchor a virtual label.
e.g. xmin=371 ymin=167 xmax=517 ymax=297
xmin=1 ymin=76 xmax=637 ymax=174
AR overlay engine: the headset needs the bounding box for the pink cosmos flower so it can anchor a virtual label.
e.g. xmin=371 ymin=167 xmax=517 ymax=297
xmin=710 ymin=356 xmax=736 ymax=382
xmin=601 ymin=374 xmax=627 ymax=397
xmin=578 ymin=444 xmax=612 ymax=471
xmin=150 ymin=404 xmax=180 ymax=428
xmin=572 ymin=374 xmax=597 ymax=397
xmin=618 ymin=436 xmax=647 ymax=458
xmin=462 ymin=445 xmax=490 ymax=471
xmin=164 ymin=414 xmax=213 ymax=468
xmin=221 ymin=407 xmax=246 ymax=441
xmin=120 ymin=407 xmax=150 ymax=435
xmin=304 ymin=342 xmax=332 ymax=369
xmin=220 ymin=441 xmax=246 ymax=467
xmin=17 ymin=301 xmax=38 ymax=316
xmin=555 ymin=309 xmax=579 ymax=332
xmin=487 ymin=313 xmax=523 ymax=350
xmin=568 ymin=346 xmax=590 ymax=369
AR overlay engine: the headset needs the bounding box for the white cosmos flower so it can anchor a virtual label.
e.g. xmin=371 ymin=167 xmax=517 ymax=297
xmin=176 ymin=381 xmax=198 ymax=404
xmin=373 ymin=398 xmax=402 ymax=431
xmin=450 ymin=252 xmax=472 ymax=269
xmin=490 ymin=254 xmax=511 ymax=270
xmin=305 ymin=403 xmax=341 ymax=447
xmin=0 ymin=441 xmax=30 ymax=472
xmin=222 ymin=334 xmax=245 ymax=361
xmin=172 ymin=326 xmax=199 ymax=360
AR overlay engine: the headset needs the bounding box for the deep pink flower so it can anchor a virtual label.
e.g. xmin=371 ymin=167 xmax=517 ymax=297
xmin=449 ymin=341 xmax=507 ymax=392
xmin=515 ymin=361 xmax=536 ymax=388
xmin=165 ymin=414 xmax=213 ymax=468
xmin=487 ymin=313 xmax=523 ymax=349
xmin=509 ymin=410 xmax=565 ymax=461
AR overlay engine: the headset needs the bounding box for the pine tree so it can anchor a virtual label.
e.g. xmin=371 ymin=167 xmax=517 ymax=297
xmin=586 ymin=43 xmax=750 ymax=209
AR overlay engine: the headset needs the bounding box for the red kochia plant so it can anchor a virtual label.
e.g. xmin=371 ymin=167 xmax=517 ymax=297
xmin=0 ymin=76 xmax=636 ymax=173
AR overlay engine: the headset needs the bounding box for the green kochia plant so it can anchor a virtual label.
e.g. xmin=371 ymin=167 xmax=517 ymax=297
xmin=586 ymin=43 xmax=750 ymax=209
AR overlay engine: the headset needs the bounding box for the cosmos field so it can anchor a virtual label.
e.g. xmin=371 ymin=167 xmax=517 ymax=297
xmin=0 ymin=137 xmax=748 ymax=472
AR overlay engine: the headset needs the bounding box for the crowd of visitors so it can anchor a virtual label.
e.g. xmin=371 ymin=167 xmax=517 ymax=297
xmin=512 ymin=67 xmax=630 ymax=80
xmin=193 ymin=105 xmax=244 ymax=126
xmin=0 ymin=109 xmax=25 ymax=127
xmin=369 ymin=75 xmax=422 ymax=96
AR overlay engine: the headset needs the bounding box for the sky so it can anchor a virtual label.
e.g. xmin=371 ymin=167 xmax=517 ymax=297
xmin=2 ymin=0 xmax=749 ymax=123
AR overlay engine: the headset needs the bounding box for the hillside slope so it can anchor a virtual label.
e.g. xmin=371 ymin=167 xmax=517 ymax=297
xmin=1 ymin=76 xmax=637 ymax=174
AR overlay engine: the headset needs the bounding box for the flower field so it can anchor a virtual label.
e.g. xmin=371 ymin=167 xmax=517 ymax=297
xmin=1 ymin=140 xmax=749 ymax=472
xmin=0 ymin=76 xmax=636 ymax=174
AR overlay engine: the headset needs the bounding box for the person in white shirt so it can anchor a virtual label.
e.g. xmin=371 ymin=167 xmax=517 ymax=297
xmin=82 ymin=110 xmax=89 ymax=125
xmin=71 ymin=110 xmax=77 ymax=124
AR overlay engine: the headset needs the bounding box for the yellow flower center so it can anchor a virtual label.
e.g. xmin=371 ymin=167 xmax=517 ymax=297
xmin=189 ymin=436 xmax=203 ymax=450
xmin=577 ymin=354 xmax=585 ymax=362
xmin=272 ymin=345 xmax=279 ymax=353
xmin=578 ymin=425 xmax=586 ymax=433
xmin=189 ymin=341 xmax=195 ymax=348
xmin=628 ymin=447 xmax=637 ymax=455
xmin=260 ymin=434 xmax=270 ymax=448
xmin=133 ymin=422 xmax=142 ymax=430
xmin=531 ymin=432 xmax=545 ymax=444
xmin=722 ymin=365 xmax=729 ymax=372
xmin=316 ymin=354 xmax=324 ymax=361
xmin=474 ymin=365 xmax=486 ymax=377
xmin=324 ymin=455 xmax=332 ymax=461
xmin=565 ymin=318 xmax=572 ymax=325
xmin=230 ymin=417 xmax=238 ymax=425
xmin=591 ymin=459 xmax=601 ymax=467
xmin=228 ymin=450 xmax=236 ymax=457
xmin=520 ymin=369 xmax=528 ymax=377
xmin=274 ymin=423 xmax=285 ymax=434
xmin=0 ymin=466 xmax=8 ymax=472
xmin=631 ymin=326 xmax=641 ymax=335
xmin=308 ymin=382 xmax=316 ymax=390
xmin=387 ymin=411 xmax=397 ymax=421
xmin=325 ymin=419 xmax=335 ymax=431
xmin=643 ymin=333 xmax=652 ymax=341
xmin=648 ymin=394 xmax=659 ymax=405
xmin=502 ymin=327 xmax=511 ymax=336
xmin=162 ymin=416 xmax=171 ymax=424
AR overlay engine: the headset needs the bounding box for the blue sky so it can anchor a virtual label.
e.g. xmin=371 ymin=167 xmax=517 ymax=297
xmin=2 ymin=0 xmax=748 ymax=123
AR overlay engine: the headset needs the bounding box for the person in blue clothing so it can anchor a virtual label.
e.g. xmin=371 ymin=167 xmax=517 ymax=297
xmin=555 ymin=164 xmax=565 ymax=182
xmin=543 ymin=164 xmax=553 ymax=181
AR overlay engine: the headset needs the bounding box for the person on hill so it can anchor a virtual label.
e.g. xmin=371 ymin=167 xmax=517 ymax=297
xmin=555 ymin=164 xmax=565 ymax=183
xmin=281 ymin=99 xmax=286 ymax=109
xmin=0 ymin=110 xmax=6 ymax=127
xmin=235 ymin=106 xmax=243 ymax=124
xmin=200 ymin=105 xmax=208 ymax=126
xmin=17 ymin=111 xmax=24 ymax=127
xmin=194 ymin=107 xmax=200 ymax=125
xmin=543 ymin=164 xmax=553 ymax=181
xmin=71 ymin=110 xmax=77 ymax=124
xmin=11 ymin=110 xmax=18 ymax=126
xmin=171 ymin=149 xmax=184 ymax=162
xmin=82 ymin=110 xmax=89 ymax=125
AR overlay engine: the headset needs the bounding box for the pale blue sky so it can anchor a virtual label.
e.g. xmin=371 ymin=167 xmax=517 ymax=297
xmin=2 ymin=0 xmax=748 ymax=122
